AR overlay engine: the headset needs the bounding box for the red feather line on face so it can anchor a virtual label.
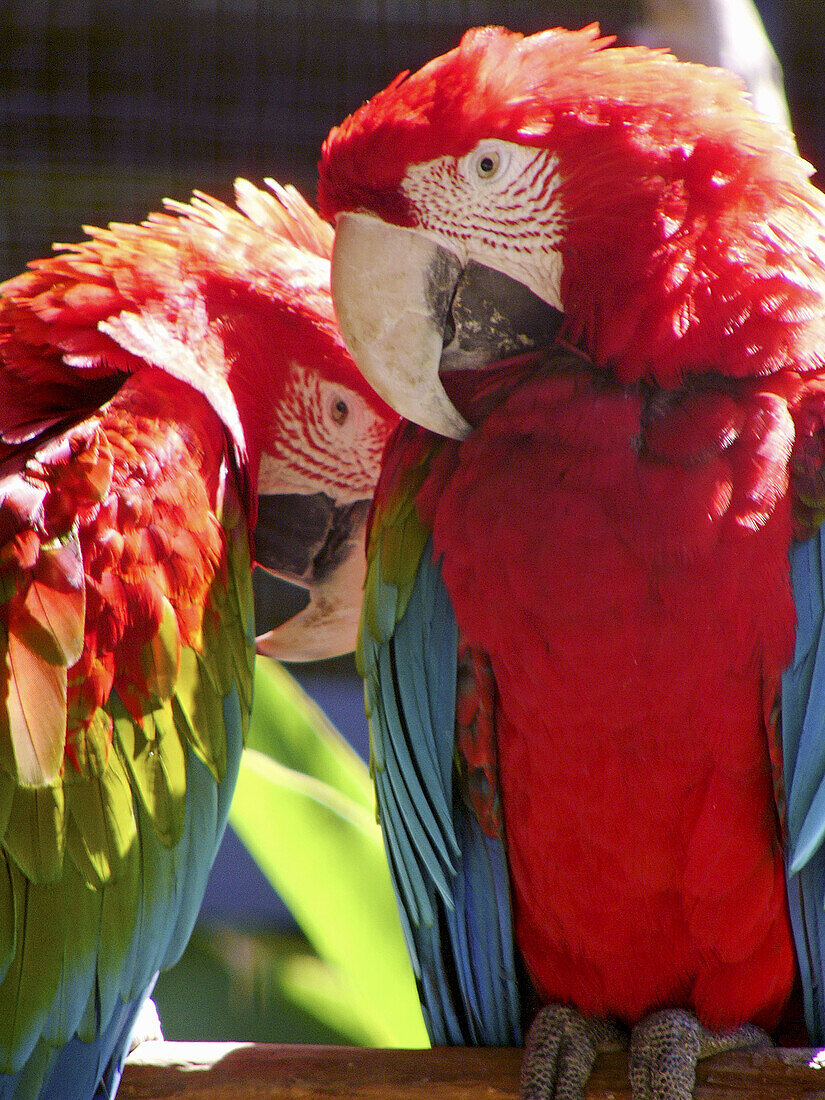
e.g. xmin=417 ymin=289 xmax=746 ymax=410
xmin=320 ymin=25 xmax=825 ymax=389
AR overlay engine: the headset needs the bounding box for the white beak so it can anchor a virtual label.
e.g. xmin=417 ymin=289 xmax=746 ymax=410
xmin=331 ymin=213 xmax=471 ymax=440
xmin=255 ymin=538 xmax=365 ymax=661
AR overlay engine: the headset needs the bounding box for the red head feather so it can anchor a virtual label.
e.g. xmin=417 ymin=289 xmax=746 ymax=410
xmin=0 ymin=180 xmax=394 ymax=491
xmin=320 ymin=25 xmax=825 ymax=386
xmin=318 ymin=24 xmax=789 ymax=219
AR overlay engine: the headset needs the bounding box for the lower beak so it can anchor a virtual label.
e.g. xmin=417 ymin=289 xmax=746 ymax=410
xmin=254 ymin=493 xmax=371 ymax=661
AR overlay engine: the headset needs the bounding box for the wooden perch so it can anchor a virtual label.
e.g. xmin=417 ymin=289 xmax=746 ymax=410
xmin=120 ymin=1041 xmax=825 ymax=1099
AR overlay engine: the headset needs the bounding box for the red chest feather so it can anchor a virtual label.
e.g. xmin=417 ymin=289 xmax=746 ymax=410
xmin=424 ymin=368 xmax=798 ymax=1029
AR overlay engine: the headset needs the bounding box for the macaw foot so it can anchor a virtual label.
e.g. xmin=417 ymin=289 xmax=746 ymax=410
xmin=521 ymin=1003 xmax=626 ymax=1099
xmin=628 ymin=1009 xmax=771 ymax=1100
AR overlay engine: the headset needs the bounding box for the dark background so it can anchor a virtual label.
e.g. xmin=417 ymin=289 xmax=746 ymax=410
xmin=1 ymin=1 xmax=817 ymax=284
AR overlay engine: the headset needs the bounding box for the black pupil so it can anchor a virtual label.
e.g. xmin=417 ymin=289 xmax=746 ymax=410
xmin=479 ymin=156 xmax=495 ymax=174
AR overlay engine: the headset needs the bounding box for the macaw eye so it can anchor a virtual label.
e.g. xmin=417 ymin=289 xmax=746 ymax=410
xmin=476 ymin=151 xmax=500 ymax=179
xmin=331 ymin=396 xmax=349 ymax=425
xmin=467 ymin=142 xmax=512 ymax=184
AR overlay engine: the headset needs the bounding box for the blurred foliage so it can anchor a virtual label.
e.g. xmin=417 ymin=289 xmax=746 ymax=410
xmin=154 ymin=658 xmax=428 ymax=1048
xmin=152 ymin=927 xmax=352 ymax=1045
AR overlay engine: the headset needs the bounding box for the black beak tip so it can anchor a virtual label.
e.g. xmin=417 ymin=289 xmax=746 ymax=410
xmin=253 ymin=492 xmax=372 ymax=588
xmin=253 ymin=492 xmax=336 ymax=581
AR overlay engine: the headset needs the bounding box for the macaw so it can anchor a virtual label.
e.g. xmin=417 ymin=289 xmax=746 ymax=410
xmin=0 ymin=178 xmax=395 ymax=1098
xmin=318 ymin=24 xmax=825 ymax=1100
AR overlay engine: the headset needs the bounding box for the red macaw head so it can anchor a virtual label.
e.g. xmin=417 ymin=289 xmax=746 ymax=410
xmin=319 ymin=25 xmax=825 ymax=438
xmin=0 ymin=179 xmax=397 ymax=659
xmin=155 ymin=181 xmax=399 ymax=660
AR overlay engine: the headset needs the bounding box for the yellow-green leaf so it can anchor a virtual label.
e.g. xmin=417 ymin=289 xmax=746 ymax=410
xmin=247 ymin=659 xmax=372 ymax=813
xmin=230 ymin=749 xmax=427 ymax=1048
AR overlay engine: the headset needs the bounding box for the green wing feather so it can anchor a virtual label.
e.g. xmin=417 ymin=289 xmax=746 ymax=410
xmin=0 ymin=371 xmax=254 ymax=1091
xmin=358 ymin=428 xmax=435 ymax=659
xmin=358 ymin=422 xmax=522 ymax=1048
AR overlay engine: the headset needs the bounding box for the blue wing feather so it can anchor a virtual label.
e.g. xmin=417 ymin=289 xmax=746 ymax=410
xmin=161 ymin=688 xmax=245 ymax=969
xmin=28 ymin=695 xmax=244 ymax=1100
xmin=376 ymin=762 xmax=434 ymax=928
xmin=0 ymin=550 xmax=252 ymax=1099
xmin=363 ymin=533 xmax=522 ymax=1046
xmin=377 ymin=644 xmax=457 ymax=890
xmin=3 ymin=721 xmax=246 ymax=1100
xmin=783 ymin=527 xmax=825 ymax=1041
xmin=37 ymin=984 xmax=154 ymax=1100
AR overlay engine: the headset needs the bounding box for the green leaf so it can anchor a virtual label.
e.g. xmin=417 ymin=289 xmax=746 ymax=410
xmin=247 ymin=658 xmax=372 ymax=813
xmin=229 ymin=747 xmax=427 ymax=1048
xmin=278 ymin=953 xmax=386 ymax=1048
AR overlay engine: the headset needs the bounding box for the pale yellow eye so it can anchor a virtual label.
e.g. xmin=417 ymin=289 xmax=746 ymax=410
xmin=476 ymin=151 xmax=500 ymax=179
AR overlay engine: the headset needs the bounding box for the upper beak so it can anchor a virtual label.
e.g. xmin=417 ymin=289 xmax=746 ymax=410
xmin=254 ymin=493 xmax=371 ymax=661
xmin=332 ymin=213 xmax=562 ymax=440
xmin=332 ymin=213 xmax=470 ymax=440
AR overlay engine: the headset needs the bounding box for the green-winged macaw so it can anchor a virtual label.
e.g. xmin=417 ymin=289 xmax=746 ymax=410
xmin=318 ymin=23 xmax=825 ymax=1099
xmin=0 ymin=178 xmax=395 ymax=1098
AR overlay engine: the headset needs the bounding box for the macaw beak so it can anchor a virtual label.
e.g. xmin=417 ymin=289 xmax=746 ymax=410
xmin=331 ymin=212 xmax=560 ymax=438
xmin=332 ymin=213 xmax=470 ymax=439
xmin=254 ymin=492 xmax=370 ymax=660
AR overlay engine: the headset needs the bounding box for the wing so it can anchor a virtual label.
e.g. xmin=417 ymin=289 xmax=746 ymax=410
xmin=780 ymin=386 xmax=825 ymax=1044
xmin=358 ymin=421 xmax=521 ymax=1047
xmin=0 ymin=368 xmax=254 ymax=1098
xmin=783 ymin=528 xmax=825 ymax=1042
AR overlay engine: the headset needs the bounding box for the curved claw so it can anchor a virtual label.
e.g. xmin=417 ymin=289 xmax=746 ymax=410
xmin=628 ymin=1009 xmax=770 ymax=1100
xmin=521 ymin=1004 xmax=625 ymax=1100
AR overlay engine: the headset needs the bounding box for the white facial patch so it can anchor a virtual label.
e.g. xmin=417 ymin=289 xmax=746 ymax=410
xmin=257 ymin=361 xmax=386 ymax=501
xmin=400 ymin=139 xmax=565 ymax=312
